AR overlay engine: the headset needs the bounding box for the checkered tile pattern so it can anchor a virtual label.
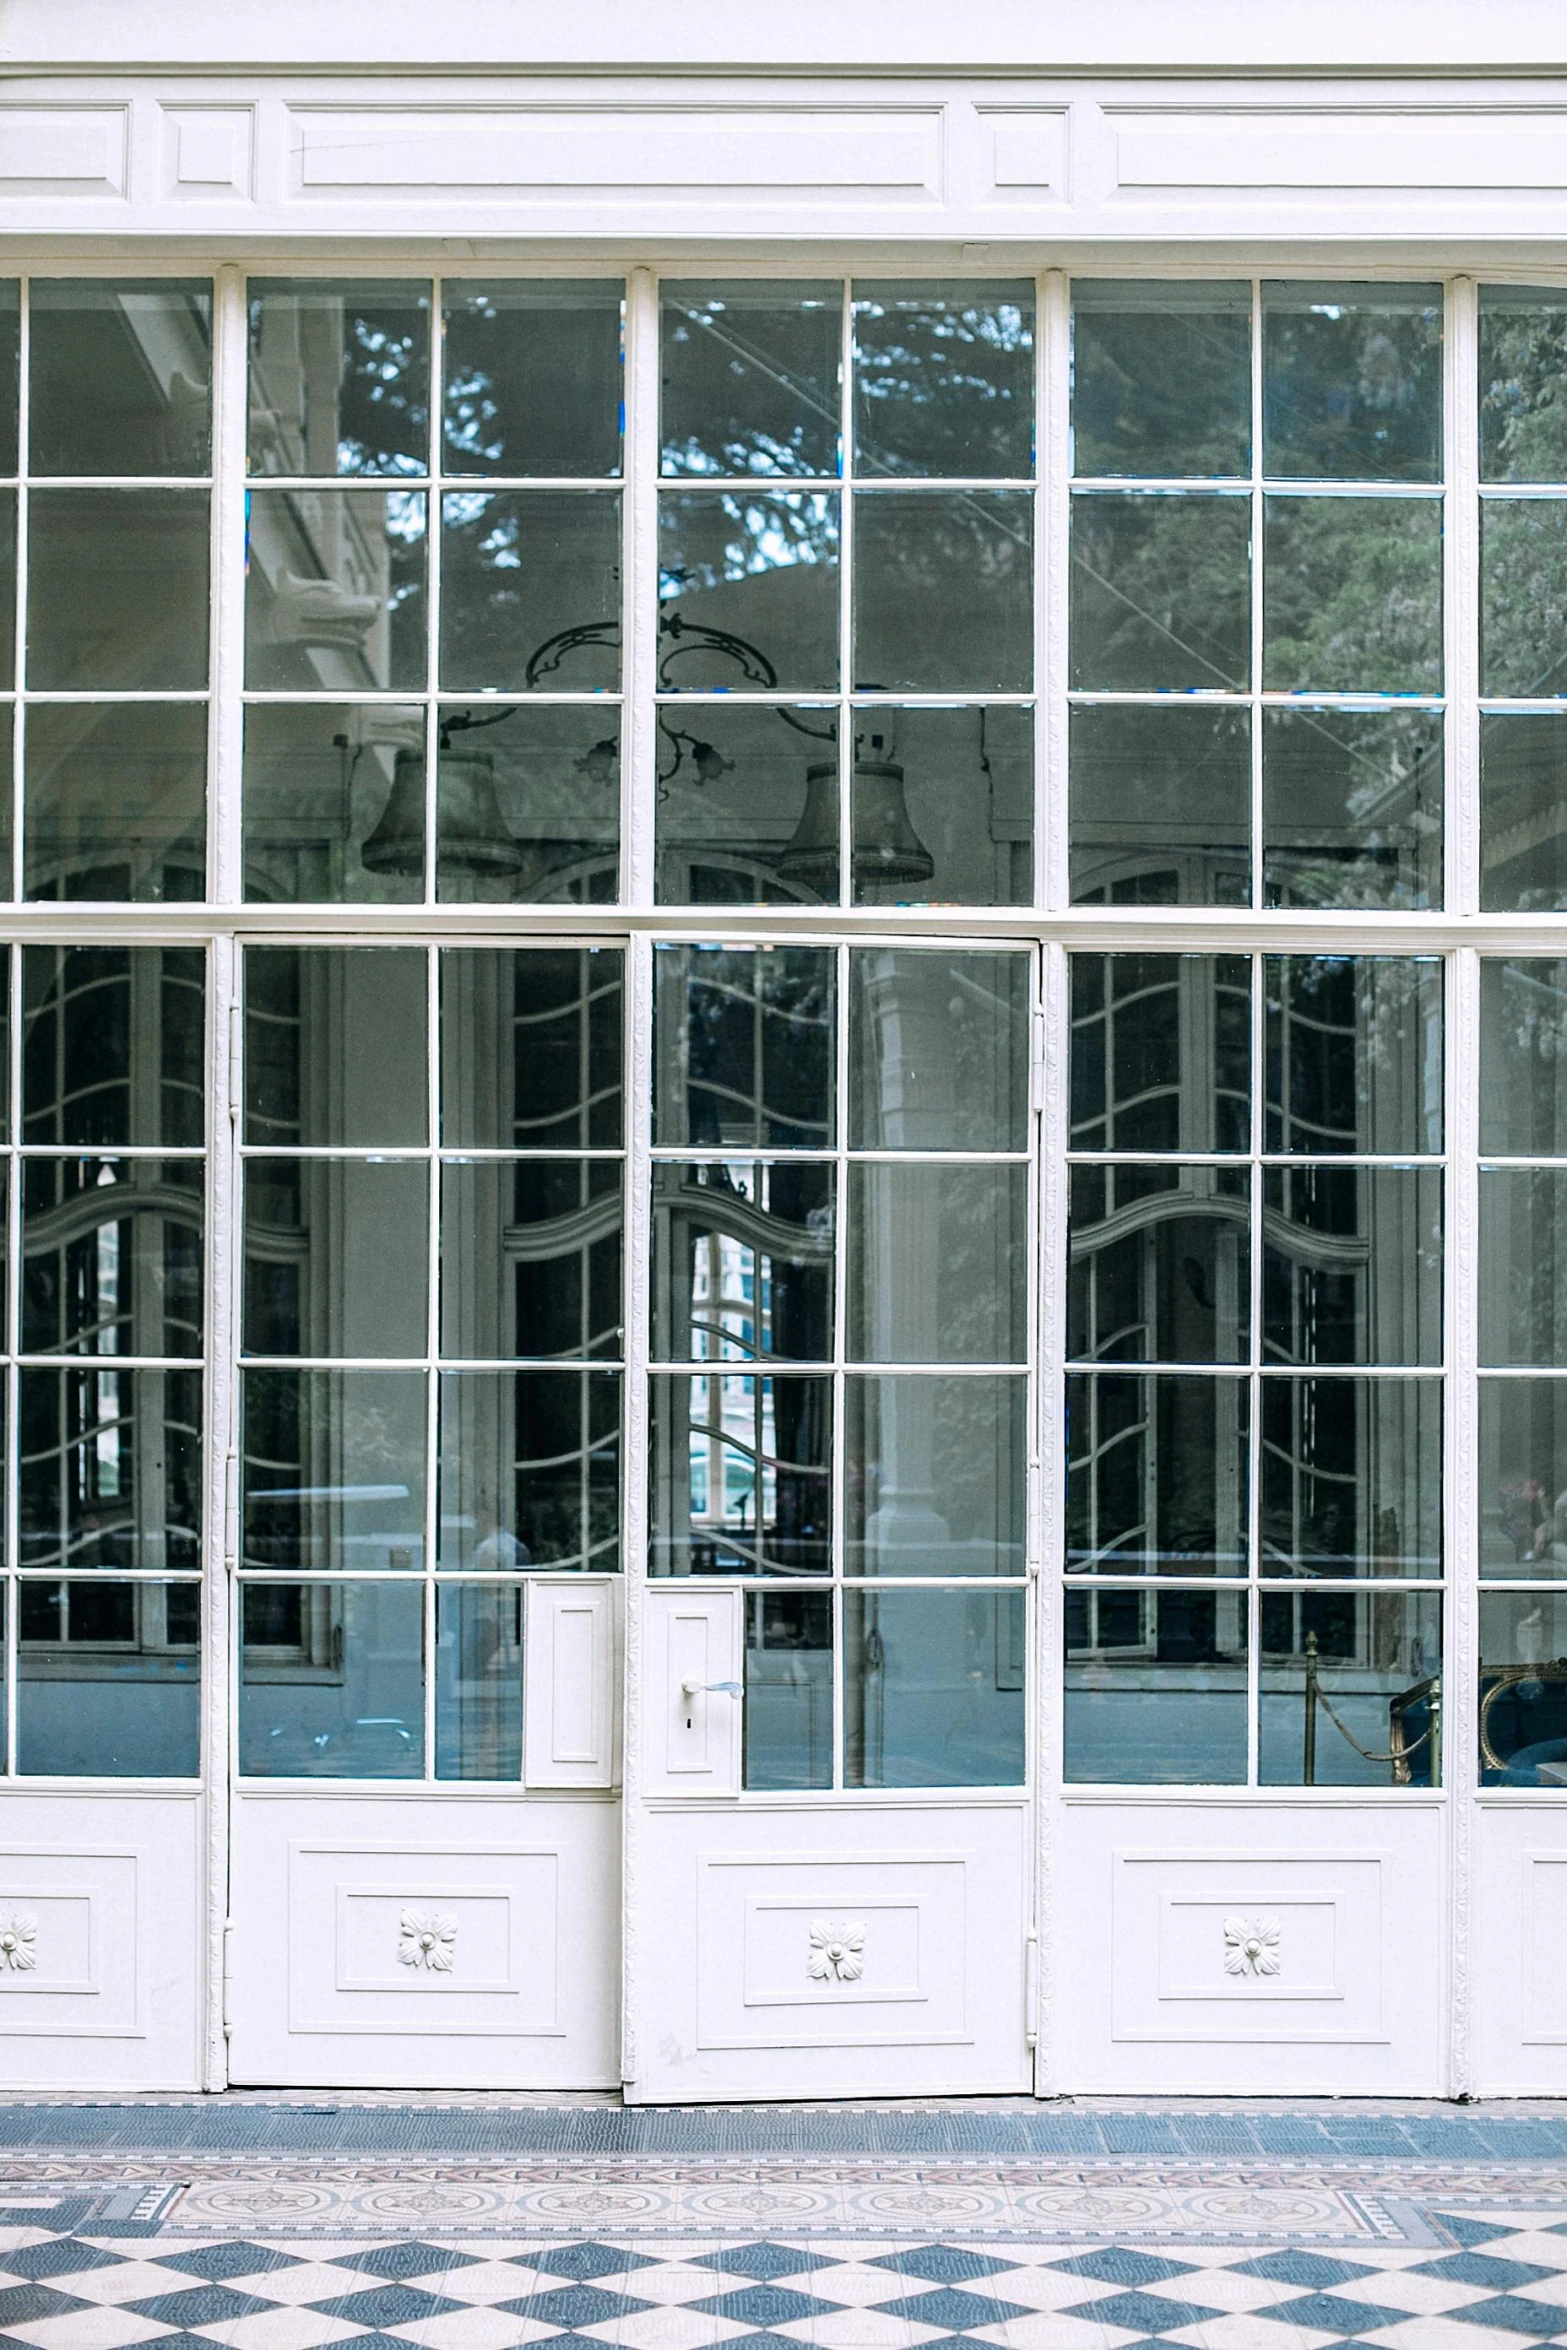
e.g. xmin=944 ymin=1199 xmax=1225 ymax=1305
xmin=7 ymin=2219 xmax=1567 ymax=2349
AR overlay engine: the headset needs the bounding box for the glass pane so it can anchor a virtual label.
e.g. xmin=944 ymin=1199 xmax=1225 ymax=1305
xmin=1264 ymin=956 xmax=1444 ymax=1155
xmin=1263 ymin=1166 xmax=1443 ymax=1366
xmin=29 ymin=489 xmax=208 ymax=690
xmin=853 ymin=281 xmax=1033 ymax=479
xmin=444 ymin=282 xmax=621 ymax=478
xmin=19 ymin=1368 xmax=199 ymax=1570
xmin=441 ymin=1159 xmax=622 ymax=1361
xmin=662 ymin=282 xmax=839 ymax=479
xmin=845 ymin=1590 xmax=1024 ymax=1787
xmin=848 ymin=1374 xmax=1025 ymax=1575
xmin=435 ymin=1583 xmax=522 ymax=1780
xmin=244 ymin=488 xmax=426 ymax=691
xmin=240 ymin=1369 xmax=426 ymax=1571
xmin=248 ymin=281 xmax=429 ymax=477
xmin=1479 ymin=1379 xmax=1567 ymax=1577
xmin=850 ymin=1165 xmax=1026 ymax=1365
xmin=435 ymin=704 xmax=619 ymax=905
xmin=1067 ymin=1373 xmax=1248 ymax=1576
xmin=18 ymin=1582 xmax=199 ymax=1776
xmin=1481 ymin=713 xmax=1567 ymax=910
xmin=438 ymin=1370 xmax=619 ymax=1572
xmin=1070 ymin=704 xmax=1249 ymax=909
xmin=0 ymin=280 xmax=19 ymax=476
xmin=440 ymin=491 xmax=620 ymax=691
xmin=1064 ymin=1588 xmax=1248 ymax=1782
xmin=244 ymin=945 xmax=428 ymax=1148
xmin=441 ymin=947 xmax=622 ymax=1151
xmin=1263 ymin=710 xmax=1442 ymax=912
xmin=652 ymin=1160 xmax=832 ymax=1363
xmin=238 ymin=1580 xmax=423 ymax=1777
xmin=1480 ymin=286 xmax=1567 ymax=483
xmin=1482 ymin=498 xmax=1567 ymax=696
xmin=745 ymin=1589 xmax=832 ymax=1790
xmin=658 ymin=490 xmax=838 ymax=691
xmin=24 ymin=700 xmax=206 ymax=904
xmin=0 ymin=488 xmax=16 ymax=676
xmin=1071 ymin=954 xmax=1251 ymax=1154
xmin=850 ymin=705 xmax=1032 ymax=908
xmin=23 ymin=946 xmax=204 ymax=1149
xmin=655 ymin=702 xmax=837 ymax=907
xmin=30 ymin=280 xmax=211 ymax=476
xmin=1069 ymin=1165 xmax=1250 ymax=1364
xmin=1481 ymin=1168 xmax=1567 ymax=1366
xmin=1480 ymin=1591 xmax=1567 ymax=1783
xmin=1260 ymin=1590 xmax=1441 ymax=1786
xmin=1070 ymin=492 xmax=1250 ymax=690
xmin=854 ymin=489 xmax=1031 ymax=693
xmin=1071 ymin=281 xmax=1250 ymax=479
xmin=654 ymin=944 xmax=833 ymax=1151
xmin=22 ymin=1157 xmax=201 ymax=1356
xmin=649 ymin=1370 xmax=830 ymax=1576
xmin=1262 ymin=1376 xmax=1442 ymax=1578
xmin=243 ymin=701 xmax=425 ymax=905
xmin=1263 ymin=283 xmax=1442 ymax=482
xmin=1482 ymin=959 xmax=1567 ymax=1154
xmin=243 ymin=1157 xmax=428 ymax=1359
xmin=1263 ymin=495 xmax=1443 ymax=694
xmin=850 ymin=947 xmax=1029 ymax=1149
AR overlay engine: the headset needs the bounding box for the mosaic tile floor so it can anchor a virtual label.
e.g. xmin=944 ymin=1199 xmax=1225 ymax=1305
xmin=1 ymin=2107 xmax=1566 ymax=2349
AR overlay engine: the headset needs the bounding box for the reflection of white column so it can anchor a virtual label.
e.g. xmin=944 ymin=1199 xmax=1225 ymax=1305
xmin=859 ymin=952 xmax=952 ymax=1570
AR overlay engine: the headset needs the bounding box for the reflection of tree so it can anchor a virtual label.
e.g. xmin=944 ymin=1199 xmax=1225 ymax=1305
xmin=1482 ymin=304 xmax=1567 ymax=482
xmin=1072 ymin=497 xmax=1249 ymax=688
xmin=1073 ymin=293 xmax=1250 ymax=478
xmin=1482 ymin=505 xmax=1567 ymax=697
xmin=328 ymin=303 xmax=428 ymax=476
xmin=853 ymin=291 xmax=1033 ymax=476
xmin=1263 ymin=299 xmax=1441 ymax=481
xmin=1264 ymin=499 xmax=1441 ymax=693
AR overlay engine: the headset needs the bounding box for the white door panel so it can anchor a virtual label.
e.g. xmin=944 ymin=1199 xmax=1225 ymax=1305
xmin=0 ymin=1794 xmax=202 ymax=2089
xmin=641 ymin=1587 xmax=743 ymax=1796
xmin=1054 ymin=1799 xmax=1445 ymax=2093
xmin=524 ymin=1579 xmax=619 ymax=1790
xmin=227 ymin=1793 xmax=619 ymax=2088
xmin=629 ymin=1799 xmax=1029 ymax=2101
xmin=1473 ymin=1802 xmax=1567 ymax=2092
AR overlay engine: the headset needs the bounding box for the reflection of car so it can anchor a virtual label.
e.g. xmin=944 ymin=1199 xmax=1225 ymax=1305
xmin=265 ymin=1716 xmax=417 ymax=1775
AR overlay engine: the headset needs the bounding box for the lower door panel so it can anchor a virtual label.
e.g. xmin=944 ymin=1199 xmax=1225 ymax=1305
xmin=628 ymin=1796 xmax=1031 ymax=2102
xmin=227 ymin=1790 xmax=620 ymax=2088
xmin=1054 ymin=1798 xmax=1445 ymax=2094
xmin=0 ymin=1790 xmax=203 ymax=2089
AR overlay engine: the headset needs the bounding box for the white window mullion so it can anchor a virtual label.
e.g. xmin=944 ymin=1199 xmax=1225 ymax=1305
xmin=208 ymin=265 xmax=248 ymax=907
xmin=203 ymin=928 xmax=239 ymax=2085
xmin=622 ymin=268 xmax=660 ymax=908
xmin=1446 ymin=276 xmax=1481 ymax=922
xmin=1039 ymin=269 xmax=1070 ymax=913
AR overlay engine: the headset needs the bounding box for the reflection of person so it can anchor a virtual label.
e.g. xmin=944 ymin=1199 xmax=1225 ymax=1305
xmin=473 ymin=1516 xmax=529 ymax=1571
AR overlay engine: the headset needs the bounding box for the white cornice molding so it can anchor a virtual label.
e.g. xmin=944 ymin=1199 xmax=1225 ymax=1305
xmin=4 ymin=0 xmax=1567 ymax=77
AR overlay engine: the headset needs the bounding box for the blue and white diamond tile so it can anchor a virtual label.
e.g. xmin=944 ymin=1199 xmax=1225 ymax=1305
xmin=2 ymin=2218 xmax=1567 ymax=2350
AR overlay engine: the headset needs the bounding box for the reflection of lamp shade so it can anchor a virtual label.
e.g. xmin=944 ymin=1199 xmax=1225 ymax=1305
xmin=361 ymin=747 xmax=524 ymax=877
xmin=777 ymin=755 xmax=935 ymax=893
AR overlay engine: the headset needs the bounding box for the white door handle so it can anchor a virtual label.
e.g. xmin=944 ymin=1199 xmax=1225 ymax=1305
xmin=681 ymin=1679 xmax=743 ymax=1698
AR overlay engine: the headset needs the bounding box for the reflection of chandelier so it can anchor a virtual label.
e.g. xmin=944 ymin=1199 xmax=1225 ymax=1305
xmin=361 ymin=608 xmax=934 ymax=891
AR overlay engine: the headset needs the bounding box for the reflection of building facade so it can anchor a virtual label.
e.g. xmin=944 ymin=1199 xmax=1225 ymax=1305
xmin=0 ymin=3 xmax=1566 ymax=2099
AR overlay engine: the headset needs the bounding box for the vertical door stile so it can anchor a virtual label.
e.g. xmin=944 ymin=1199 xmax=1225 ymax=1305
xmin=1033 ymin=265 xmax=1071 ymax=2093
xmin=618 ymin=264 xmax=660 ymax=2090
xmin=203 ymin=266 xmax=248 ymax=2086
xmin=1444 ymin=277 xmax=1481 ymax=2097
